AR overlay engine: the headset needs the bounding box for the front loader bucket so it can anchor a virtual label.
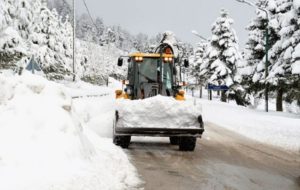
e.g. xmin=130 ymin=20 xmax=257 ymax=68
xmin=113 ymin=96 xmax=204 ymax=151
xmin=115 ymin=95 xmax=203 ymax=129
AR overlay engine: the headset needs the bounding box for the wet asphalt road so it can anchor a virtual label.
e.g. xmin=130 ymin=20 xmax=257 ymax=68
xmin=126 ymin=122 xmax=300 ymax=190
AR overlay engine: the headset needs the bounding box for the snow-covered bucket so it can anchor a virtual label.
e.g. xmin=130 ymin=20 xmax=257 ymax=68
xmin=116 ymin=95 xmax=202 ymax=129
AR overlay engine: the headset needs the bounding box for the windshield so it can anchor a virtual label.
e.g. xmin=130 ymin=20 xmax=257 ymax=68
xmin=138 ymin=58 xmax=158 ymax=83
xmin=137 ymin=58 xmax=173 ymax=89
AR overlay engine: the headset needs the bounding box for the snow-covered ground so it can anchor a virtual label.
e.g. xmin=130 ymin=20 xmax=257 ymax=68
xmin=0 ymin=73 xmax=140 ymax=190
xmin=188 ymin=87 xmax=300 ymax=114
xmin=97 ymin=82 xmax=300 ymax=153
xmin=0 ymin=71 xmax=299 ymax=190
xmin=68 ymin=81 xmax=300 ymax=154
xmin=251 ymin=97 xmax=300 ymax=114
xmin=187 ymin=89 xmax=300 ymax=153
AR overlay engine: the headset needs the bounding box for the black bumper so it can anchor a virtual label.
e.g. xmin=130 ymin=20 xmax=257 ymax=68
xmin=114 ymin=127 xmax=205 ymax=137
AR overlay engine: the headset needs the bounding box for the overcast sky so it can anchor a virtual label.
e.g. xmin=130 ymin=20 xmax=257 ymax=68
xmin=74 ymin=0 xmax=255 ymax=48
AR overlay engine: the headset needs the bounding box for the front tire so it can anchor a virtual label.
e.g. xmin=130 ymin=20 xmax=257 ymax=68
xmin=113 ymin=135 xmax=131 ymax=149
xmin=179 ymin=137 xmax=197 ymax=151
xmin=169 ymin=137 xmax=180 ymax=145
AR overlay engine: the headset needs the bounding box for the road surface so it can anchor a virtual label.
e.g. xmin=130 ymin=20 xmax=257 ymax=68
xmin=127 ymin=122 xmax=300 ymax=190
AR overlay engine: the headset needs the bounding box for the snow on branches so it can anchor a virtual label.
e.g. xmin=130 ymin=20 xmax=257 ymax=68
xmin=202 ymin=9 xmax=242 ymax=89
xmin=0 ymin=0 xmax=73 ymax=79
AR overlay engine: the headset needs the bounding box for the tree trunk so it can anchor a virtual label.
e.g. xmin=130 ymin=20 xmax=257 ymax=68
xmin=217 ymin=91 xmax=220 ymax=96
xmin=233 ymin=90 xmax=249 ymax=106
xmin=276 ymin=87 xmax=283 ymax=112
xmin=221 ymin=91 xmax=227 ymax=102
xmin=209 ymin=90 xmax=212 ymax=100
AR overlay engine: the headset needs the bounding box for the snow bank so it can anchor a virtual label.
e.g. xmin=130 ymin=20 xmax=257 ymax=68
xmin=65 ymin=77 xmax=123 ymax=138
xmin=68 ymin=79 xmax=118 ymax=138
xmin=0 ymin=73 xmax=140 ymax=190
xmin=116 ymin=95 xmax=202 ymax=129
xmin=197 ymin=98 xmax=300 ymax=153
xmin=251 ymin=97 xmax=300 ymax=114
xmin=61 ymin=79 xmax=111 ymax=97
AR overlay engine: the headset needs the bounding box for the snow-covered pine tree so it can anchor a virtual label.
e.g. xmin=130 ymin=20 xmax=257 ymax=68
xmin=95 ymin=17 xmax=105 ymax=45
xmin=287 ymin=0 xmax=300 ymax=106
xmin=202 ymin=9 xmax=246 ymax=105
xmin=145 ymin=33 xmax=163 ymax=53
xmin=112 ymin=26 xmax=126 ymax=50
xmin=265 ymin=0 xmax=299 ymax=111
xmin=47 ymin=0 xmax=72 ymax=21
xmin=177 ymin=42 xmax=194 ymax=83
xmin=28 ymin=3 xmax=73 ymax=80
xmin=134 ymin=33 xmax=149 ymax=52
xmin=1 ymin=0 xmax=42 ymax=69
xmin=190 ymin=41 xmax=208 ymax=98
xmin=244 ymin=0 xmax=300 ymax=110
xmin=117 ymin=29 xmax=135 ymax=52
xmin=192 ymin=41 xmax=207 ymax=84
xmin=0 ymin=0 xmax=74 ymax=79
xmin=244 ymin=0 xmax=279 ymax=97
xmin=75 ymin=12 xmax=161 ymax=53
xmin=0 ymin=0 xmax=27 ymax=69
xmin=103 ymin=27 xmax=116 ymax=45
xmin=76 ymin=13 xmax=98 ymax=43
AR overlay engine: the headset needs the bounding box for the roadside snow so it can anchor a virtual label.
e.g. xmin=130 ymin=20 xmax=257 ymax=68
xmin=116 ymin=95 xmax=202 ymax=129
xmin=62 ymin=80 xmax=111 ymax=97
xmin=194 ymin=97 xmax=300 ymax=153
xmin=65 ymin=77 xmax=122 ymax=138
xmin=188 ymin=87 xmax=300 ymax=114
xmin=0 ymin=74 xmax=140 ymax=190
xmin=251 ymin=97 xmax=300 ymax=114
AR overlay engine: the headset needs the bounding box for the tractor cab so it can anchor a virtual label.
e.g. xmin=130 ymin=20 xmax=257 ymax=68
xmin=126 ymin=53 xmax=175 ymax=99
xmin=117 ymin=44 xmax=188 ymax=100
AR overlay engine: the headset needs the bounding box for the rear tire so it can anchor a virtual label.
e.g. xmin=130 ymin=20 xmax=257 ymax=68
xmin=169 ymin=137 xmax=180 ymax=145
xmin=179 ymin=137 xmax=196 ymax=151
xmin=113 ymin=135 xmax=131 ymax=149
xmin=113 ymin=111 xmax=131 ymax=148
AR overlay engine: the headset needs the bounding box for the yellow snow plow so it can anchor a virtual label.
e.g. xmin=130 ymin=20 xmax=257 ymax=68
xmin=113 ymin=44 xmax=204 ymax=151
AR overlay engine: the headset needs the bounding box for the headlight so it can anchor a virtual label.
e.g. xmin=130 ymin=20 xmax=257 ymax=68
xmin=125 ymin=87 xmax=133 ymax=95
xmin=127 ymin=88 xmax=132 ymax=95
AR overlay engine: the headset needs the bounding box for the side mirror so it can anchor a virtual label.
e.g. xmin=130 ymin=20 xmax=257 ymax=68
xmin=184 ymin=59 xmax=189 ymax=68
xmin=118 ymin=58 xmax=123 ymax=67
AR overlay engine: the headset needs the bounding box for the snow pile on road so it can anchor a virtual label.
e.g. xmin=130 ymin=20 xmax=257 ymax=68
xmin=116 ymin=95 xmax=202 ymax=128
xmin=0 ymin=73 xmax=140 ymax=190
xmin=198 ymin=98 xmax=300 ymax=153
